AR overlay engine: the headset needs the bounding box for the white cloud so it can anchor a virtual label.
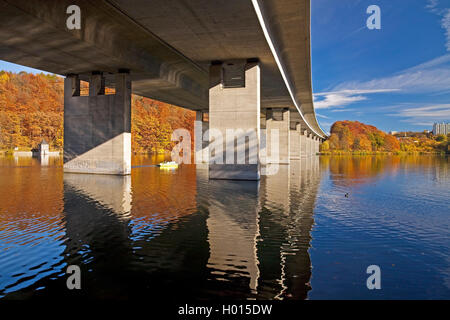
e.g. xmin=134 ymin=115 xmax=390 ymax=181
xmin=400 ymin=120 xmax=435 ymax=126
xmin=314 ymin=53 xmax=450 ymax=111
xmin=314 ymin=92 xmax=366 ymax=109
xmin=403 ymin=53 xmax=450 ymax=72
xmin=426 ymin=1 xmax=450 ymax=51
xmin=426 ymin=0 xmax=439 ymax=11
xmin=313 ymin=89 xmax=398 ymax=109
xmin=316 ymin=113 xmax=330 ymax=119
xmin=314 ymin=89 xmax=400 ymax=96
xmin=390 ymin=104 xmax=450 ymax=126
xmin=314 ymin=54 xmax=450 ymax=109
xmin=334 ymin=67 xmax=450 ymax=93
xmin=331 ymin=108 xmax=357 ymax=113
xmin=442 ymin=9 xmax=450 ymax=51
xmin=394 ymin=104 xmax=450 ymax=118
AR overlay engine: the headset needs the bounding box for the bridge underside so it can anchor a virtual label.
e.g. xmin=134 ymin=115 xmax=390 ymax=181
xmin=0 ymin=0 xmax=325 ymax=179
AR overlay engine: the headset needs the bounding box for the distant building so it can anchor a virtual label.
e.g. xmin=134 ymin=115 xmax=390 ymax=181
xmin=31 ymin=139 xmax=59 ymax=157
xmin=389 ymin=131 xmax=398 ymax=135
xmin=14 ymin=139 xmax=59 ymax=158
xmin=38 ymin=139 xmax=49 ymax=156
xmin=433 ymin=123 xmax=450 ymax=136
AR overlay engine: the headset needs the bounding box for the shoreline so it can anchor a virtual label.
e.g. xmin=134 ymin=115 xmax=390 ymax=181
xmin=319 ymin=151 xmax=448 ymax=155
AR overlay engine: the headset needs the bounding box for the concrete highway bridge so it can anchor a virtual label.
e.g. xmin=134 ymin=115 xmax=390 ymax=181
xmin=0 ymin=0 xmax=327 ymax=180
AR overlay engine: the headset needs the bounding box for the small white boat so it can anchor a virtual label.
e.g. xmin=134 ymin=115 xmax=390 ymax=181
xmin=158 ymin=161 xmax=178 ymax=169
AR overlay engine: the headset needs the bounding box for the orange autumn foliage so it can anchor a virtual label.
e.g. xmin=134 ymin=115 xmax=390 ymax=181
xmin=324 ymin=120 xmax=447 ymax=153
xmin=327 ymin=121 xmax=399 ymax=152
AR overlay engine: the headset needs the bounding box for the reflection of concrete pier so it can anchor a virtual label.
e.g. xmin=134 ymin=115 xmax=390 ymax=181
xmin=62 ymin=173 xmax=134 ymax=298
xmin=202 ymin=155 xmax=321 ymax=299
xmin=258 ymin=155 xmax=320 ymax=299
xmin=63 ymin=174 xmax=133 ymax=263
xmin=264 ymin=165 xmax=291 ymax=213
xmin=206 ymin=180 xmax=261 ymax=292
xmin=64 ymin=173 xmax=132 ymax=216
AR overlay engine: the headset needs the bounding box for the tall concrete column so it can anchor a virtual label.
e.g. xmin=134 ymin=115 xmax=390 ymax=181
xmin=289 ymin=122 xmax=301 ymax=160
xmin=194 ymin=111 xmax=209 ymax=167
xmin=300 ymin=130 xmax=308 ymax=158
xmin=64 ymin=71 xmax=131 ymax=175
xmin=315 ymin=137 xmax=320 ymax=154
xmin=266 ymin=108 xmax=290 ymax=164
xmin=310 ymin=134 xmax=314 ymax=155
xmin=306 ymin=133 xmax=312 ymax=157
xmin=209 ymin=60 xmax=260 ymax=180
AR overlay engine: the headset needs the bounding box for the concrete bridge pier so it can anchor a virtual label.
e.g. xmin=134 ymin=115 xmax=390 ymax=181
xmin=208 ymin=60 xmax=261 ymax=180
xmin=289 ymin=123 xmax=301 ymax=160
xmin=309 ymin=133 xmax=314 ymax=156
xmin=266 ymin=108 xmax=290 ymax=164
xmin=312 ymin=136 xmax=316 ymax=155
xmin=304 ymin=132 xmax=312 ymax=157
xmin=300 ymin=130 xmax=308 ymax=158
xmin=63 ymin=71 xmax=132 ymax=175
xmin=194 ymin=111 xmax=209 ymax=168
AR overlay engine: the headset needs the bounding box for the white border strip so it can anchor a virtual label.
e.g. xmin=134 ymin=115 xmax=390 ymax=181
xmin=251 ymin=0 xmax=326 ymax=138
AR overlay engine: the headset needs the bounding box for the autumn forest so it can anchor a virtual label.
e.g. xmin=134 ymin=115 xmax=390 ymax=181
xmin=322 ymin=121 xmax=449 ymax=154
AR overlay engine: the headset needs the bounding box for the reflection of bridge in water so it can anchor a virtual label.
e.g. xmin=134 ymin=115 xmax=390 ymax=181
xmin=2 ymin=157 xmax=321 ymax=300
xmin=200 ymin=157 xmax=321 ymax=299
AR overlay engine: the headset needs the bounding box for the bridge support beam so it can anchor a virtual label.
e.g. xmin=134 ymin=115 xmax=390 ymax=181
xmin=208 ymin=61 xmax=260 ymax=180
xmin=289 ymin=123 xmax=301 ymax=160
xmin=63 ymin=72 xmax=131 ymax=175
xmin=266 ymin=108 xmax=290 ymax=164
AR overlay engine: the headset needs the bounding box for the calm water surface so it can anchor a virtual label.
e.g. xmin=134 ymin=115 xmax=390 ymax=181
xmin=0 ymin=155 xmax=448 ymax=299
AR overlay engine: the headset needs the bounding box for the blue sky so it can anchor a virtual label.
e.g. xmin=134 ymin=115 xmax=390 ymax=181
xmin=1 ymin=0 xmax=449 ymax=133
xmin=0 ymin=61 xmax=49 ymax=75
xmin=311 ymin=0 xmax=450 ymax=133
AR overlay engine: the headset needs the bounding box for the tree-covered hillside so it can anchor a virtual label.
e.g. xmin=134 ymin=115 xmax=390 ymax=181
xmin=322 ymin=121 xmax=448 ymax=154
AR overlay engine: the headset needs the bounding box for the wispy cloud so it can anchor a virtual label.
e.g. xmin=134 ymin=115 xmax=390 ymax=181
xmin=316 ymin=113 xmax=330 ymax=119
xmin=426 ymin=0 xmax=439 ymax=11
xmin=390 ymin=104 xmax=450 ymax=126
xmin=313 ymin=89 xmax=398 ymax=109
xmin=394 ymin=104 xmax=450 ymax=118
xmin=314 ymin=52 xmax=450 ymax=111
xmin=330 ymin=108 xmax=358 ymax=113
xmin=443 ymin=9 xmax=450 ymax=51
xmin=403 ymin=54 xmax=450 ymax=72
xmin=334 ymin=64 xmax=450 ymax=93
xmin=314 ymin=92 xmax=366 ymax=109
xmin=400 ymin=120 xmax=435 ymax=126
xmin=426 ymin=0 xmax=450 ymax=51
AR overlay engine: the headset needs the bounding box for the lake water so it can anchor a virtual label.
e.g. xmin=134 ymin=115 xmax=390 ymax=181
xmin=0 ymin=155 xmax=448 ymax=300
